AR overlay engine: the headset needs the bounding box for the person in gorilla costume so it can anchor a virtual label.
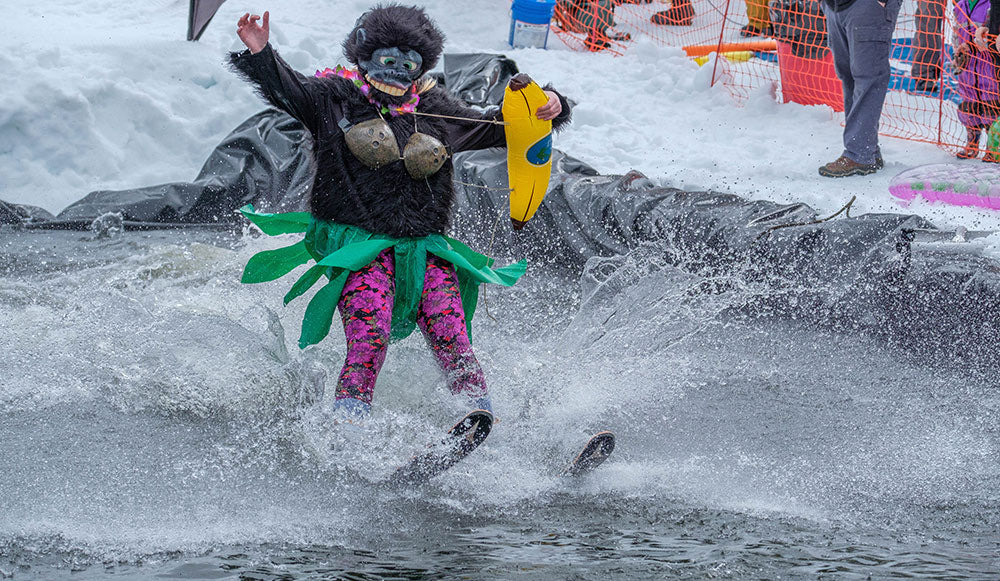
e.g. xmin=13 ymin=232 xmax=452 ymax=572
xmin=230 ymin=5 xmax=572 ymax=420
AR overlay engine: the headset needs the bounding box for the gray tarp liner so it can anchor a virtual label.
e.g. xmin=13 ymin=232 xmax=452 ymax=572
xmin=2 ymin=54 xmax=999 ymax=374
xmin=2 ymin=110 xmax=311 ymax=230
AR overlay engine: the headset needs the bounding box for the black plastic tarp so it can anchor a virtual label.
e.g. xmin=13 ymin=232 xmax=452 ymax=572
xmin=450 ymin=149 xmax=1000 ymax=375
xmin=52 ymin=110 xmax=311 ymax=229
xmin=1 ymin=110 xmax=311 ymax=231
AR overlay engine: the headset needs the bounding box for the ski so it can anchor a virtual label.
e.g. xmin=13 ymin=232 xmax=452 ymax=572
xmin=383 ymin=409 xmax=493 ymax=486
xmin=562 ymin=431 xmax=615 ymax=476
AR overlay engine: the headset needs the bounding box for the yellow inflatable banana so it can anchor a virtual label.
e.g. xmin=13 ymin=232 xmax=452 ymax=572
xmin=502 ymin=74 xmax=553 ymax=230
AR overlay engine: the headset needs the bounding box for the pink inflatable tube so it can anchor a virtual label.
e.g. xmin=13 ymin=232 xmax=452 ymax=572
xmin=889 ymin=163 xmax=1000 ymax=210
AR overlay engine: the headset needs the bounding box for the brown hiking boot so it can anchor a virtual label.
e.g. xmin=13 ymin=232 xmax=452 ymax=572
xmin=651 ymin=0 xmax=694 ymax=25
xmin=956 ymin=128 xmax=981 ymax=159
xmin=818 ymin=155 xmax=878 ymax=177
xmin=957 ymin=144 xmax=981 ymax=159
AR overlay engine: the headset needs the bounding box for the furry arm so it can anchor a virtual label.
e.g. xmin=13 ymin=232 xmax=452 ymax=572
xmin=229 ymin=43 xmax=341 ymax=135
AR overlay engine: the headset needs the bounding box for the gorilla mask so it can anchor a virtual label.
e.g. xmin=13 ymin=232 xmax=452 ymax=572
xmin=358 ymin=47 xmax=423 ymax=96
xmin=343 ymin=4 xmax=445 ymax=98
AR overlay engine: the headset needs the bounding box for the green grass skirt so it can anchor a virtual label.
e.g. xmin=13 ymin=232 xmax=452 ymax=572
xmin=239 ymin=205 xmax=527 ymax=349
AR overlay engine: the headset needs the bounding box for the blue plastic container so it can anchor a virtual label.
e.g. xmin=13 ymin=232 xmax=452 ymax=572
xmin=508 ymin=0 xmax=556 ymax=49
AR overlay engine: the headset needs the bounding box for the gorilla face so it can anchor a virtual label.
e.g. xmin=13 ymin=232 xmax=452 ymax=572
xmin=359 ymin=47 xmax=424 ymax=96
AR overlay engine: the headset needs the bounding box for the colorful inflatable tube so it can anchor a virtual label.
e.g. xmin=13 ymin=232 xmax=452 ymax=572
xmin=502 ymin=74 xmax=553 ymax=230
xmin=889 ymin=163 xmax=1000 ymax=210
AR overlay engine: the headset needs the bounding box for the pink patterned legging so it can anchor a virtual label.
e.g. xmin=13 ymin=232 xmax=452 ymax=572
xmin=335 ymin=249 xmax=487 ymax=407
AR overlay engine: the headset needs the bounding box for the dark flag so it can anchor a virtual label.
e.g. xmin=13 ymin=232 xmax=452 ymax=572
xmin=187 ymin=0 xmax=227 ymax=41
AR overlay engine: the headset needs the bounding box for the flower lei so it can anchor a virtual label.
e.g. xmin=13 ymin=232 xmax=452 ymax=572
xmin=315 ymin=65 xmax=420 ymax=117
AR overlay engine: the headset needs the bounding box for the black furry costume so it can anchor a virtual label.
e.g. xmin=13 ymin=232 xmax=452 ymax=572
xmin=230 ymin=4 xmax=572 ymax=239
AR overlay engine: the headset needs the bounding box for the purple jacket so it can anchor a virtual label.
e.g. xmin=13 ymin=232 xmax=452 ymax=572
xmin=954 ymin=0 xmax=1000 ymax=127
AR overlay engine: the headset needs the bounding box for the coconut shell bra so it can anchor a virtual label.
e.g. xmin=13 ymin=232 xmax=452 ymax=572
xmin=318 ymin=66 xmax=448 ymax=180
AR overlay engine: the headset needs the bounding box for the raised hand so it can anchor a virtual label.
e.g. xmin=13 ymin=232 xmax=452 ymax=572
xmin=237 ymin=11 xmax=269 ymax=54
xmin=974 ymin=26 xmax=988 ymax=49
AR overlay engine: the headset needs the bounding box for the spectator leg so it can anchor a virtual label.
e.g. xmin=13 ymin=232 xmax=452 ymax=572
xmin=911 ymin=0 xmax=945 ymax=85
xmin=824 ymin=0 xmax=902 ymax=165
xmin=745 ymin=0 xmax=770 ymax=30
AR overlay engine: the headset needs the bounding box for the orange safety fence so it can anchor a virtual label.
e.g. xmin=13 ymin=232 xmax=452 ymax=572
xmin=548 ymin=0 xmax=1000 ymax=157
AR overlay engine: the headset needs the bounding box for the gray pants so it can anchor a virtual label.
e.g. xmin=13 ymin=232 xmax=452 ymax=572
xmin=911 ymin=0 xmax=945 ymax=82
xmin=822 ymin=0 xmax=902 ymax=165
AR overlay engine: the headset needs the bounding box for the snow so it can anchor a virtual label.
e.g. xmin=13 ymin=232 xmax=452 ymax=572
xmin=3 ymin=0 xmax=999 ymax=233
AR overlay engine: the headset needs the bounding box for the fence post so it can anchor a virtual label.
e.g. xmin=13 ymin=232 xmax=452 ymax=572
xmin=710 ymin=0 xmax=734 ymax=88
xmin=936 ymin=18 xmax=945 ymax=147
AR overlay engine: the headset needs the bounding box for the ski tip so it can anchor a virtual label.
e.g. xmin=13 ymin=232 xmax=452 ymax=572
xmin=592 ymin=430 xmax=615 ymax=447
xmin=563 ymin=431 xmax=616 ymax=477
xmin=449 ymin=409 xmax=494 ymax=435
xmin=585 ymin=431 xmax=615 ymax=457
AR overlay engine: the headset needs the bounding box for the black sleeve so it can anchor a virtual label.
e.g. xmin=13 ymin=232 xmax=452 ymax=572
xmin=445 ymin=103 xmax=507 ymax=152
xmin=439 ymin=85 xmax=573 ymax=153
xmin=229 ymin=43 xmax=333 ymax=134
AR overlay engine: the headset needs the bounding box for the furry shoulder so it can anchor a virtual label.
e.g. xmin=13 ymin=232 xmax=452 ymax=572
xmin=315 ymin=73 xmax=366 ymax=101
